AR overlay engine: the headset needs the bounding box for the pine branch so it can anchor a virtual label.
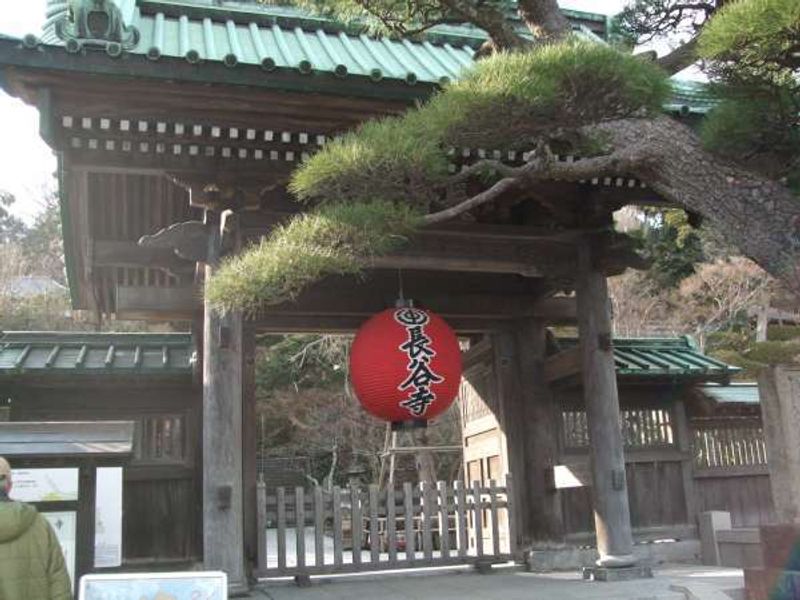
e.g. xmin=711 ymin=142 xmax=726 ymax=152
xmin=423 ymin=141 xmax=650 ymax=225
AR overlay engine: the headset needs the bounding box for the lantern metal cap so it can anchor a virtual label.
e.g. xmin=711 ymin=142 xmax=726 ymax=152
xmin=394 ymin=297 xmax=415 ymax=308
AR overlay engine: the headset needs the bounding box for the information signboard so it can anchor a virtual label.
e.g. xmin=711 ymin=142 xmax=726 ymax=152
xmin=79 ymin=571 xmax=228 ymax=600
xmin=10 ymin=468 xmax=79 ymax=502
xmin=94 ymin=467 xmax=123 ymax=568
xmin=42 ymin=511 xmax=77 ymax=591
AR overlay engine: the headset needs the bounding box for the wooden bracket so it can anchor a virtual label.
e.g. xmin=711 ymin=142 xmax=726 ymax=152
xmin=543 ymin=345 xmax=582 ymax=383
xmin=167 ymin=172 xmax=263 ymax=212
xmin=139 ymin=220 xmax=210 ymax=263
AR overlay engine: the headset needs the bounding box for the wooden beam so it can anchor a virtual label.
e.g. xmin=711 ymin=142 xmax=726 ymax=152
xmin=93 ymin=240 xmax=193 ymax=274
xmin=114 ymin=285 xmax=538 ymax=318
xmin=543 ymin=345 xmax=582 ymax=383
xmin=531 ymin=297 xmax=576 ymax=323
xmin=11 ymin=66 xmax=412 ymax=135
xmin=116 ymin=285 xmax=200 ymax=314
xmin=101 ymin=232 xmax=576 ymax=278
xmin=114 ymin=276 xmax=574 ymax=330
xmin=114 ymin=284 xmax=512 ymax=332
xmin=252 ymin=314 xmax=509 ymax=334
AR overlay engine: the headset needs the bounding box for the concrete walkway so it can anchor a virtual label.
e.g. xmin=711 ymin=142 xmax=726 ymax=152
xmin=252 ymin=564 xmax=744 ymax=600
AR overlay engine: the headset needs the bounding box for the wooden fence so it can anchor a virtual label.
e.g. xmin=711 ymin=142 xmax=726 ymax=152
xmin=691 ymin=417 xmax=775 ymax=528
xmin=255 ymin=477 xmax=515 ymax=578
xmin=558 ymin=406 xmax=777 ymax=540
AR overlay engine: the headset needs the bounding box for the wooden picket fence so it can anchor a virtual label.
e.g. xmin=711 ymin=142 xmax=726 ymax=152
xmin=255 ymin=476 xmax=516 ymax=578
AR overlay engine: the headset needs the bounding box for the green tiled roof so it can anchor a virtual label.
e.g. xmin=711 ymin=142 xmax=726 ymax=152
xmin=38 ymin=1 xmax=480 ymax=86
xmin=699 ymin=383 xmax=760 ymax=405
xmin=664 ymin=80 xmax=719 ymax=115
xmin=559 ymin=336 xmax=739 ymax=382
xmin=611 ymin=337 xmax=738 ymax=379
xmin=0 ymin=331 xmax=194 ymax=376
xmin=11 ymin=2 xmax=710 ymax=112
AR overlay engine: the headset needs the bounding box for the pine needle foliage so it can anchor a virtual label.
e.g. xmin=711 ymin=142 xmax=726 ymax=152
xmin=291 ymin=40 xmax=670 ymax=205
xmin=698 ymin=0 xmax=800 ymax=187
xmin=698 ymin=0 xmax=800 ymax=81
xmin=206 ymin=201 xmax=422 ymax=313
xmin=210 ymin=41 xmax=670 ymax=312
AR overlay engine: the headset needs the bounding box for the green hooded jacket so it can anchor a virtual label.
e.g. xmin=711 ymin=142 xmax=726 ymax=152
xmin=0 ymin=498 xmax=72 ymax=600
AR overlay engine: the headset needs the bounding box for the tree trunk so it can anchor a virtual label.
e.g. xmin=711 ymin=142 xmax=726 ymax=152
xmin=517 ymin=0 xmax=571 ymax=39
xmin=587 ymin=116 xmax=800 ymax=299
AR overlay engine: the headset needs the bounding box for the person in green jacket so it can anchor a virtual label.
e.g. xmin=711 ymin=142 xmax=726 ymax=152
xmin=0 ymin=456 xmax=72 ymax=600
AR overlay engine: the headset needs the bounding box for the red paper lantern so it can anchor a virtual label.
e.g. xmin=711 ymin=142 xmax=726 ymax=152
xmin=350 ymin=306 xmax=462 ymax=423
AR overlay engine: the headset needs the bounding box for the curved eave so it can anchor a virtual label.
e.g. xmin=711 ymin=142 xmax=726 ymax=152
xmin=0 ymin=37 xmax=441 ymax=104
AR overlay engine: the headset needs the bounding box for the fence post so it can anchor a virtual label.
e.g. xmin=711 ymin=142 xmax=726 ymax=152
xmin=387 ymin=485 xmax=397 ymax=565
xmin=403 ymin=482 xmax=415 ymax=565
xmin=256 ymin=477 xmax=267 ymax=574
xmin=351 ymin=485 xmax=362 ymax=565
xmin=455 ymin=480 xmax=467 ymax=558
xmin=422 ymin=482 xmax=434 ymax=561
xmin=295 ymin=487 xmax=306 ymax=570
xmin=332 ymin=486 xmax=343 ymax=568
xmin=505 ymin=473 xmax=518 ymax=559
xmin=472 ymin=480 xmax=484 ymax=558
xmin=369 ymin=484 xmax=380 ymax=565
xmin=437 ymin=481 xmax=450 ymax=559
xmin=314 ymin=486 xmax=324 ymax=568
xmin=489 ymin=479 xmax=500 ymax=557
xmin=277 ymin=487 xmax=287 ymax=572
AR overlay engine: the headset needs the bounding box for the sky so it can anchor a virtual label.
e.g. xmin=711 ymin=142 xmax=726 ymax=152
xmin=0 ymin=0 xmax=631 ymax=222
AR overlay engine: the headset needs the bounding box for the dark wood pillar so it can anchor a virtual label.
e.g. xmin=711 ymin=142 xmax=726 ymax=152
xmin=242 ymin=326 xmax=258 ymax=568
xmin=75 ymin=464 xmax=97 ymax=581
xmin=516 ymin=319 xmax=564 ymax=545
xmin=494 ymin=318 xmax=564 ymax=557
xmin=576 ymin=241 xmax=635 ymax=567
xmin=203 ymin=210 xmax=247 ymax=592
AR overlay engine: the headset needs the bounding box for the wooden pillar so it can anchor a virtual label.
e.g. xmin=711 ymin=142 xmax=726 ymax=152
xmin=673 ymin=398 xmax=698 ymax=531
xmin=242 ymin=326 xmax=258 ymax=570
xmin=575 ymin=241 xmax=635 ymax=567
xmin=203 ymin=210 xmax=247 ymax=592
xmin=758 ymin=365 xmax=800 ymax=523
xmin=494 ymin=319 xmax=563 ymax=557
xmin=75 ymin=464 xmax=97 ymax=581
xmin=516 ymin=319 xmax=564 ymax=545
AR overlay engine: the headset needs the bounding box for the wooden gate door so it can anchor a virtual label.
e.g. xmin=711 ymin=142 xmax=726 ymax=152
xmin=255 ymin=478 xmax=515 ymax=578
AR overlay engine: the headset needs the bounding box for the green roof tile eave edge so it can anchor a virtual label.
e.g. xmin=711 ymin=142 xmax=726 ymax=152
xmin=2 ymin=38 xmax=714 ymax=114
xmin=0 ymin=38 xmax=439 ymax=103
xmin=0 ymin=369 xmax=193 ymax=377
xmin=560 ymin=8 xmax=608 ymax=23
xmin=0 ymin=331 xmax=193 ymax=344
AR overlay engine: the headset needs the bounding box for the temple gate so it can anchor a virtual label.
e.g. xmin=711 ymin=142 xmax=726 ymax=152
xmin=0 ymin=0 xmax=719 ymax=590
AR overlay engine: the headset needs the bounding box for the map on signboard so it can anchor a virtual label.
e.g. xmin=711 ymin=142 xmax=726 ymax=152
xmin=94 ymin=467 xmax=123 ymax=569
xmin=42 ymin=511 xmax=76 ymax=592
xmin=10 ymin=468 xmax=79 ymax=502
xmin=79 ymin=572 xmax=227 ymax=600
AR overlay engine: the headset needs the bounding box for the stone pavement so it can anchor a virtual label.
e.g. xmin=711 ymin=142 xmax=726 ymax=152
xmin=250 ymin=564 xmax=744 ymax=600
